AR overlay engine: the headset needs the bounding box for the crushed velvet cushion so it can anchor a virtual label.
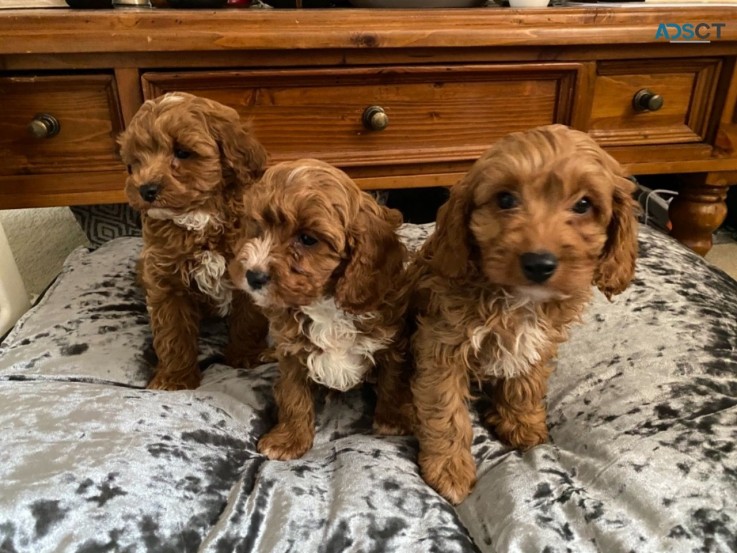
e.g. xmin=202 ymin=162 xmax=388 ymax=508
xmin=0 ymin=224 xmax=735 ymax=552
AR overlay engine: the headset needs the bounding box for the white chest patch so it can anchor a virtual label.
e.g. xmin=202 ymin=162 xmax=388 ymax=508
xmin=299 ymin=298 xmax=387 ymax=392
xmin=192 ymin=251 xmax=233 ymax=317
xmin=147 ymin=209 xmax=214 ymax=232
xmin=469 ymin=298 xmax=551 ymax=379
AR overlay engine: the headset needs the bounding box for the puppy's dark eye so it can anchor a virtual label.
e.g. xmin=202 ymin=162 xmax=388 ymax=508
xmin=126 ymin=165 xmax=132 ymax=175
xmin=572 ymin=197 xmax=592 ymax=214
xmin=174 ymin=148 xmax=191 ymax=160
xmin=298 ymin=233 xmax=318 ymax=247
xmin=497 ymin=191 xmax=519 ymax=210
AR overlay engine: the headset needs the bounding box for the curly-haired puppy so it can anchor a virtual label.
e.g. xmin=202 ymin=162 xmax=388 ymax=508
xmin=119 ymin=92 xmax=269 ymax=390
xmin=229 ymin=159 xmax=408 ymax=460
xmin=408 ymin=124 xmax=639 ymax=504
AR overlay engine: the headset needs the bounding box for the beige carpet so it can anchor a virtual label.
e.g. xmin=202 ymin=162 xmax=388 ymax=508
xmin=706 ymin=243 xmax=737 ymax=280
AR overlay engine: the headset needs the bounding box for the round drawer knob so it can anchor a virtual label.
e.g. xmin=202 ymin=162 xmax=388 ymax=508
xmin=632 ymin=89 xmax=664 ymax=112
xmin=362 ymin=106 xmax=389 ymax=131
xmin=28 ymin=113 xmax=61 ymax=139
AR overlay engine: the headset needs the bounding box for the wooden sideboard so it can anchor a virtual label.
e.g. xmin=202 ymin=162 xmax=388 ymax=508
xmin=1 ymin=6 xmax=736 ymax=254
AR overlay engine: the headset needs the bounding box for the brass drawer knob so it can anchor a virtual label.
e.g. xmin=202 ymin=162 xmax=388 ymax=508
xmin=362 ymin=106 xmax=389 ymax=131
xmin=632 ymin=89 xmax=664 ymax=112
xmin=28 ymin=113 xmax=61 ymax=139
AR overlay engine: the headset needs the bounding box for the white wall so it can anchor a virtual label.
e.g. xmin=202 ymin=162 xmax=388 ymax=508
xmin=0 ymin=208 xmax=89 ymax=300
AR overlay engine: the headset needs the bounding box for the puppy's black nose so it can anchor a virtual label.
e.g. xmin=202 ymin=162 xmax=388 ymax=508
xmin=520 ymin=252 xmax=558 ymax=283
xmin=246 ymin=270 xmax=270 ymax=290
xmin=139 ymin=183 xmax=160 ymax=203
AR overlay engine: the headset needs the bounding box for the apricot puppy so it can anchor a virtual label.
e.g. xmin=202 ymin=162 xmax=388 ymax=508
xmin=229 ymin=159 xmax=409 ymax=460
xmin=119 ymin=92 xmax=269 ymax=390
xmin=408 ymin=125 xmax=638 ymax=503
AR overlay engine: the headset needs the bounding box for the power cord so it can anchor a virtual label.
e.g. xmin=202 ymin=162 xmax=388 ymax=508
xmin=637 ymin=186 xmax=678 ymax=230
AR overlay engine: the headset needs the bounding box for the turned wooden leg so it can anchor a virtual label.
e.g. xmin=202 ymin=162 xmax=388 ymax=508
xmin=669 ymin=172 xmax=734 ymax=256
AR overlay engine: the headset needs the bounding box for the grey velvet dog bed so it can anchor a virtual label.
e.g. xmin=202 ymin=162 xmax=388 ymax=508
xmin=0 ymin=223 xmax=735 ymax=553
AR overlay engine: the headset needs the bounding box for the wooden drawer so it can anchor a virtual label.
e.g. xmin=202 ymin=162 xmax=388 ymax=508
xmin=0 ymin=74 xmax=124 ymax=177
xmin=142 ymin=65 xmax=581 ymax=171
xmin=587 ymin=59 xmax=722 ymax=146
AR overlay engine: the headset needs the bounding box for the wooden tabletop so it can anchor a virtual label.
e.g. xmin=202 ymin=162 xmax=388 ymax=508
xmin=1 ymin=6 xmax=736 ymax=54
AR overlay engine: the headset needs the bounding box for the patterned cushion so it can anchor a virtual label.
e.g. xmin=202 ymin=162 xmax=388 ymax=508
xmin=66 ymin=188 xmax=437 ymax=248
xmin=69 ymin=204 xmax=141 ymax=248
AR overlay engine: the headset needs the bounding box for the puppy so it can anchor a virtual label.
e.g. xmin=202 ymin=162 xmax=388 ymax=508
xmin=229 ymin=159 xmax=408 ymax=460
xmin=408 ymin=125 xmax=639 ymax=504
xmin=119 ymin=92 xmax=269 ymax=390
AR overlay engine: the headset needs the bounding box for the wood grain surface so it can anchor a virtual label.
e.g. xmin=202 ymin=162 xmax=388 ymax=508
xmin=1 ymin=5 xmax=735 ymax=254
xmin=143 ymin=64 xmax=579 ymax=167
xmin=1 ymin=7 xmax=737 ymax=54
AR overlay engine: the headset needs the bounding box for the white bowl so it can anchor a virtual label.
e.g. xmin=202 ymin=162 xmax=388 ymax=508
xmin=507 ymin=0 xmax=549 ymax=6
xmin=349 ymin=0 xmax=486 ymax=7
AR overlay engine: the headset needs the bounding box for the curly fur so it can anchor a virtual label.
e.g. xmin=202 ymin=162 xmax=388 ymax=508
xmin=118 ymin=92 xmax=269 ymax=390
xmin=228 ymin=159 xmax=410 ymax=459
xmin=404 ymin=125 xmax=639 ymax=504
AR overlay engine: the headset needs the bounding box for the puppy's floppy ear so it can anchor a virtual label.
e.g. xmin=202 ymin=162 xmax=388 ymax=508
xmin=205 ymin=104 xmax=268 ymax=186
xmin=594 ymin=166 xmax=639 ymax=300
xmin=335 ymin=196 xmax=406 ymax=313
xmin=117 ymin=98 xmax=157 ymax=160
xmin=428 ymin=176 xmax=473 ymax=278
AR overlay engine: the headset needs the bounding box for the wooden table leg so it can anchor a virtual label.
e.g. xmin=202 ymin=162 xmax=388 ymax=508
xmin=669 ymin=172 xmax=734 ymax=256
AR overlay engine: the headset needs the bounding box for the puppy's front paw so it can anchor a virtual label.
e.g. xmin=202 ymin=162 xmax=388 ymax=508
xmin=147 ymin=368 xmax=201 ymax=391
xmin=258 ymin=424 xmax=313 ymax=461
xmin=225 ymin=347 xmax=267 ymax=369
xmin=419 ymin=450 xmax=476 ymax=505
xmin=486 ymin=410 xmax=548 ymax=450
xmin=257 ymin=347 xmax=278 ymax=364
xmin=373 ymin=419 xmax=412 ymax=436
xmin=373 ymin=404 xmax=414 ymax=436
